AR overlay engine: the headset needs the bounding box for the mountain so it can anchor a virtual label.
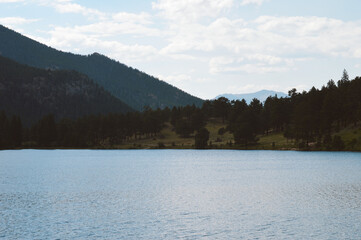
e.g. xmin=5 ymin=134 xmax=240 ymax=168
xmin=0 ymin=25 xmax=203 ymax=111
xmin=0 ymin=55 xmax=132 ymax=125
xmin=215 ymin=90 xmax=288 ymax=103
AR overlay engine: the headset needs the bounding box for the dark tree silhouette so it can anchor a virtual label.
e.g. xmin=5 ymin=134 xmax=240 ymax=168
xmin=0 ymin=69 xmax=360 ymax=151
xmin=9 ymin=116 xmax=22 ymax=147
xmin=195 ymin=128 xmax=210 ymax=149
xmin=34 ymin=114 xmax=57 ymax=147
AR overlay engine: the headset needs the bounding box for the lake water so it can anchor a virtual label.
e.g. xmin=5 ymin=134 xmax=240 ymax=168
xmin=0 ymin=150 xmax=360 ymax=239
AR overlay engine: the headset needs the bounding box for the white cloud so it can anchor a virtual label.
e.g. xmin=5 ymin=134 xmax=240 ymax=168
xmin=160 ymin=18 xmax=247 ymax=55
xmin=53 ymin=2 xmax=104 ymax=19
xmin=246 ymin=54 xmax=282 ymax=65
xmin=156 ymin=14 xmax=361 ymax=74
xmin=38 ymin=1 xmax=360 ymax=74
xmin=112 ymin=12 xmax=153 ymax=25
xmin=34 ymin=26 xmax=158 ymax=63
xmin=20 ymin=1 xmax=166 ymax=63
xmin=209 ymin=56 xmax=235 ymax=74
xmin=211 ymin=62 xmax=290 ymax=74
xmin=0 ymin=0 xmax=24 ymax=2
xmin=157 ymin=74 xmax=210 ymax=85
xmin=253 ymin=16 xmax=361 ymax=58
xmin=27 ymin=2 xmax=163 ymax=60
xmin=7 ymin=0 xmax=361 ymax=97
xmin=233 ymin=64 xmax=290 ymax=74
xmin=152 ymin=0 xmax=234 ymax=22
xmin=209 ymin=54 xmax=300 ymax=74
xmin=255 ymin=16 xmax=343 ymax=35
xmin=157 ymin=74 xmax=192 ymax=83
xmin=0 ymin=17 xmax=38 ymax=25
xmin=163 ymin=53 xmax=197 ymax=60
xmin=35 ymin=0 xmax=105 ymax=19
xmin=56 ymin=21 xmax=162 ymax=37
xmin=33 ymin=2 xmax=162 ymax=39
xmin=241 ymin=0 xmax=267 ymax=6
xmin=226 ymin=84 xmax=263 ymax=93
xmin=23 ymin=0 xmax=361 ymax=79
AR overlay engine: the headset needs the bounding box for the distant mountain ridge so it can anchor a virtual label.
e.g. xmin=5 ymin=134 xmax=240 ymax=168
xmin=0 ymin=55 xmax=132 ymax=125
xmin=215 ymin=90 xmax=288 ymax=103
xmin=0 ymin=25 xmax=203 ymax=111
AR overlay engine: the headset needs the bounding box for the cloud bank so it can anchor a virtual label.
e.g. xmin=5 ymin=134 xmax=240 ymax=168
xmin=1 ymin=0 xmax=361 ymax=97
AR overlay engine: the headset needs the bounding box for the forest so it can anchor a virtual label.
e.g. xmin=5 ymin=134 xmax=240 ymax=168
xmin=0 ymin=24 xmax=203 ymax=111
xmin=1 ymin=70 xmax=360 ymax=151
xmin=0 ymin=55 xmax=132 ymax=125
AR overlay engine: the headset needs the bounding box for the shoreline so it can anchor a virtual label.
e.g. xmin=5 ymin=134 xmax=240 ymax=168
xmin=1 ymin=146 xmax=360 ymax=152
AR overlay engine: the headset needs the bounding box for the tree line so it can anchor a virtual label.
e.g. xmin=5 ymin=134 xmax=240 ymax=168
xmin=1 ymin=70 xmax=360 ymax=150
xmin=0 ymin=108 xmax=168 ymax=149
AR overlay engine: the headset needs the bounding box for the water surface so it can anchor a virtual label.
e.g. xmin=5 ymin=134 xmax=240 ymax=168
xmin=0 ymin=150 xmax=360 ymax=239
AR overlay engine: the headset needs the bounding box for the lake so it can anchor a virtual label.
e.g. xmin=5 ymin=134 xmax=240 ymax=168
xmin=0 ymin=150 xmax=360 ymax=239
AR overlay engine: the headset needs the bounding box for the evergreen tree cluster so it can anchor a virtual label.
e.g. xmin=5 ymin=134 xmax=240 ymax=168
xmin=0 ymin=109 xmax=169 ymax=149
xmin=170 ymin=105 xmax=207 ymax=137
xmin=220 ymin=70 xmax=361 ymax=150
xmin=265 ymin=70 xmax=361 ymax=150
xmin=1 ymin=70 xmax=360 ymax=151
xmin=169 ymin=70 xmax=361 ymax=150
xmin=0 ymin=112 xmax=22 ymax=148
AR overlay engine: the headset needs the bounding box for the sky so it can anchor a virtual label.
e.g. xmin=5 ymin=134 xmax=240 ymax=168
xmin=1 ymin=0 xmax=361 ymax=99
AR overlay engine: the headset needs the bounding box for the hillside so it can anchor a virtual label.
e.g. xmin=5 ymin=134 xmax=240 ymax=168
xmin=0 ymin=25 xmax=203 ymax=111
xmin=215 ymin=90 xmax=287 ymax=103
xmin=1 ymin=70 xmax=360 ymax=150
xmin=0 ymin=55 xmax=132 ymax=125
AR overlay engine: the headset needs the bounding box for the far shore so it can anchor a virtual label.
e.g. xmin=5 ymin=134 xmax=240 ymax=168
xmin=1 ymin=146 xmax=359 ymax=152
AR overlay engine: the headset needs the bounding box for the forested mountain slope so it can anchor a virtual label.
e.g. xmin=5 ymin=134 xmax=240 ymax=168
xmin=0 ymin=25 xmax=203 ymax=111
xmin=0 ymin=55 xmax=132 ymax=125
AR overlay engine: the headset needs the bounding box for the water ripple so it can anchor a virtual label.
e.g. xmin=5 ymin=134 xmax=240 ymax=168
xmin=0 ymin=150 xmax=360 ymax=239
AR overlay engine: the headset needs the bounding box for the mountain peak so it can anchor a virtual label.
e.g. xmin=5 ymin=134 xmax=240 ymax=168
xmin=89 ymin=52 xmax=106 ymax=58
xmin=215 ymin=90 xmax=287 ymax=103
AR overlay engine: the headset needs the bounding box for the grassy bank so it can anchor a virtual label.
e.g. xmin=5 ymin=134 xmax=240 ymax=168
xmin=112 ymin=119 xmax=361 ymax=151
xmin=5 ymin=118 xmax=360 ymax=151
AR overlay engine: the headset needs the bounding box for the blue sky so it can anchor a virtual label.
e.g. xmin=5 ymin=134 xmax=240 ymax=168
xmin=1 ymin=0 xmax=361 ymax=99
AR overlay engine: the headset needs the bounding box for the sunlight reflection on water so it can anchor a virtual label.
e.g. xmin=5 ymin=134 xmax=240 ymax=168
xmin=0 ymin=150 xmax=360 ymax=239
